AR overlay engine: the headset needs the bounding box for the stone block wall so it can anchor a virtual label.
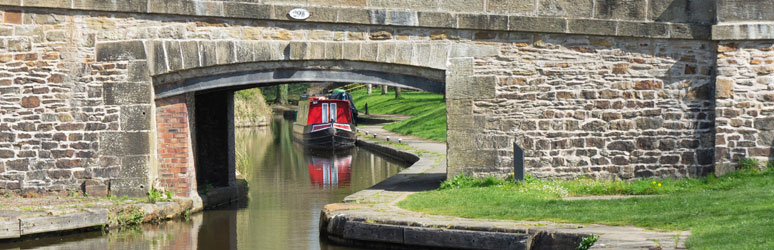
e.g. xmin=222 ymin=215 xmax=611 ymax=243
xmin=447 ymin=33 xmax=716 ymax=179
xmin=715 ymin=41 xmax=774 ymax=167
xmin=0 ymin=9 xmax=111 ymax=192
xmin=0 ymin=7 xmax=157 ymax=194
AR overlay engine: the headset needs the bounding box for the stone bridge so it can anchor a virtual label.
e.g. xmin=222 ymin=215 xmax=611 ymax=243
xmin=0 ymin=0 xmax=771 ymax=202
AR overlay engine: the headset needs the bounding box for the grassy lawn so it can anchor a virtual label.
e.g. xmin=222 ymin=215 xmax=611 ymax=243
xmin=399 ymin=166 xmax=774 ymax=249
xmin=350 ymin=88 xmax=446 ymax=141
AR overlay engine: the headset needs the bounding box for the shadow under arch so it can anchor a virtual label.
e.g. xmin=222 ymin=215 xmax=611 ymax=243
xmin=152 ymin=60 xmax=447 ymax=99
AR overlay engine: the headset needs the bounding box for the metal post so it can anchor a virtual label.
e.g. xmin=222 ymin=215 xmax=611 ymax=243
xmin=513 ymin=142 xmax=524 ymax=182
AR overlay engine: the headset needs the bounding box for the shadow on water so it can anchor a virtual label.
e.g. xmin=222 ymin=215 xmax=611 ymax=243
xmin=0 ymin=119 xmax=408 ymax=250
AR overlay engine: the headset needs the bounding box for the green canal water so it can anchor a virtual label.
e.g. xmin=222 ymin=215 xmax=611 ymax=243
xmin=2 ymin=119 xmax=406 ymax=249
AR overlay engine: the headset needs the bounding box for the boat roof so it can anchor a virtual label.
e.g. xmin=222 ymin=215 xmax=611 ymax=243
xmin=300 ymin=98 xmax=350 ymax=104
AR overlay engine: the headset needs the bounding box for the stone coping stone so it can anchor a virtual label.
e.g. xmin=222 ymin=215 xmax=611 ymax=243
xmin=353 ymin=138 xmax=420 ymax=165
xmin=321 ymin=204 xmax=690 ymax=250
xmin=0 ymin=220 xmax=20 ymax=240
xmin=19 ymin=209 xmax=108 ymax=235
xmin=713 ymin=23 xmax=774 ymax=40
xmin=0 ymin=198 xmax=196 ymax=241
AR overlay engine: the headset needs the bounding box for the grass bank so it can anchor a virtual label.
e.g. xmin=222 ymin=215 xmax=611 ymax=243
xmin=234 ymin=88 xmax=271 ymax=126
xmin=350 ymin=88 xmax=446 ymax=141
xmin=399 ymin=165 xmax=774 ymax=249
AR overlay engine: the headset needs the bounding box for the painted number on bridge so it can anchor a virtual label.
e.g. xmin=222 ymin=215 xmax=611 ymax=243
xmin=288 ymin=8 xmax=311 ymax=20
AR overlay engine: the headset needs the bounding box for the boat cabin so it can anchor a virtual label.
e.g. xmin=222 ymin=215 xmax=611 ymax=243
xmin=296 ymin=99 xmax=354 ymax=125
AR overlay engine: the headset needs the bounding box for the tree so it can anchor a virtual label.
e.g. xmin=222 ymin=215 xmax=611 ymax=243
xmin=276 ymin=84 xmax=288 ymax=104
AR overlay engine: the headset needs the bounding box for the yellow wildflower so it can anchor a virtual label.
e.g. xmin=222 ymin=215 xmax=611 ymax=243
xmin=658 ymin=183 xmax=662 ymax=187
xmin=652 ymin=181 xmax=657 ymax=185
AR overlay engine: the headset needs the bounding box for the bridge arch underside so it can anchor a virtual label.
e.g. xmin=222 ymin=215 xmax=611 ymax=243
xmin=154 ymin=61 xmax=446 ymax=99
xmin=153 ymin=61 xmax=445 ymax=197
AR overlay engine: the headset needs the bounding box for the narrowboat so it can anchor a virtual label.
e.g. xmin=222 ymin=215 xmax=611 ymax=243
xmin=293 ymin=96 xmax=357 ymax=149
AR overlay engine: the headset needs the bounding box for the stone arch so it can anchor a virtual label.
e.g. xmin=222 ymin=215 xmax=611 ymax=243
xmin=147 ymin=41 xmax=451 ymax=200
xmin=152 ymin=60 xmax=446 ymax=99
xmin=140 ymin=40 xmax=450 ymax=85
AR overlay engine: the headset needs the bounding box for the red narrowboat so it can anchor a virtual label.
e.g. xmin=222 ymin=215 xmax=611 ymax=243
xmin=293 ymin=97 xmax=357 ymax=149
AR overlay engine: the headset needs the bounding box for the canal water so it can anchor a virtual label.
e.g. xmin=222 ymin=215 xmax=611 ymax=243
xmin=1 ymin=119 xmax=407 ymax=249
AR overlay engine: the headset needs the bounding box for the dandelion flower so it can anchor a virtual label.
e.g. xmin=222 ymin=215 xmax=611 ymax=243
xmin=652 ymin=181 xmax=657 ymax=185
xmin=658 ymin=183 xmax=662 ymax=187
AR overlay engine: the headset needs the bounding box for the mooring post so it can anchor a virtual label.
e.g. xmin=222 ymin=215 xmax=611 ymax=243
xmin=513 ymin=142 xmax=524 ymax=182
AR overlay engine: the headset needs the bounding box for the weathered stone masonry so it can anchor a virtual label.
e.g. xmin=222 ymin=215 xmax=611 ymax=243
xmin=0 ymin=0 xmax=770 ymax=198
xmin=455 ymin=36 xmax=717 ymax=179
xmin=715 ymin=42 xmax=774 ymax=168
xmin=711 ymin=0 xmax=774 ymax=169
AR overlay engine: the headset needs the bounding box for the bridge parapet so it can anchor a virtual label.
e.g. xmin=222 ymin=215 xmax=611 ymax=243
xmin=0 ymin=0 xmax=715 ymax=40
xmin=3 ymin=0 xmax=717 ymax=23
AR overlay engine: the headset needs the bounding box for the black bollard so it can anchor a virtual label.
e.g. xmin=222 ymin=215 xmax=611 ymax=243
xmin=513 ymin=142 xmax=524 ymax=182
xmin=364 ymin=103 xmax=369 ymax=115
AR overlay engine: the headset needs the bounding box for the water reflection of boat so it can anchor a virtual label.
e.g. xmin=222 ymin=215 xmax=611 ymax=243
xmin=305 ymin=149 xmax=353 ymax=188
xmin=292 ymin=96 xmax=357 ymax=149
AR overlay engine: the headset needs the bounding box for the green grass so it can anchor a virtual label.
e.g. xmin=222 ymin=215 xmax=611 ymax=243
xmin=399 ymin=168 xmax=774 ymax=249
xmin=235 ymin=88 xmax=271 ymax=120
xmin=350 ymin=88 xmax=446 ymax=141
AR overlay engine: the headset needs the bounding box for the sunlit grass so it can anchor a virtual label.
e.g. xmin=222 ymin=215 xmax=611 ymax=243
xmin=234 ymin=88 xmax=271 ymax=120
xmin=400 ymin=168 xmax=774 ymax=249
xmin=351 ymin=88 xmax=446 ymax=141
